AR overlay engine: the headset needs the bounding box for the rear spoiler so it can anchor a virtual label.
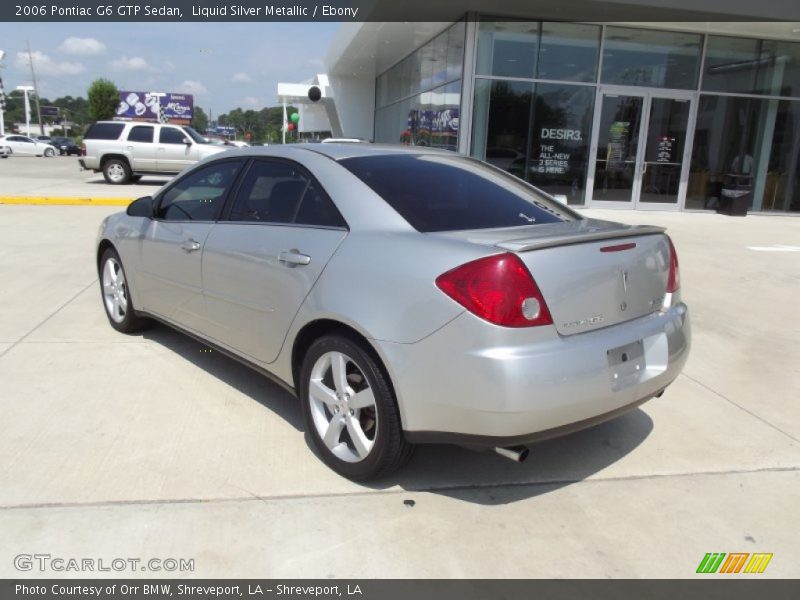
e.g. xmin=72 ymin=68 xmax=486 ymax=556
xmin=497 ymin=225 xmax=666 ymax=253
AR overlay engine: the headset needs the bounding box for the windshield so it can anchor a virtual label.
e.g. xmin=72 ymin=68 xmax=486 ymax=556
xmin=181 ymin=126 xmax=208 ymax=144
xmin=339 ymin=154 xmax=580 ymax=233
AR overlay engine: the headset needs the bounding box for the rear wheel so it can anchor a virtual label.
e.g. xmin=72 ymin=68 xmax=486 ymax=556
xmin=99 ymin=247 xmax=150 ymax=333
xmin=299 ymin=335 xmax=413 ymax=480
xmin=103 ymin=158 xmax=131 ymax=184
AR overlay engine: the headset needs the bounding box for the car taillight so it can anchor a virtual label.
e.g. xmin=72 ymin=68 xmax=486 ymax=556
xmin=80 ymin=144 xmax=86 ymax=156
xmin=666 ymin=236 xmax=680 ymax=293
xmin=435 ymin=253 xmax=553 ymax=328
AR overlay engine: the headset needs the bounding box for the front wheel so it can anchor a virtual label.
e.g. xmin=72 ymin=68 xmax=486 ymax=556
xmin=43 ymin=148 xmax=55 ymax=157
xmin=299 ymin=335 xmax=413 ymax=481
xmin=99 ymin=248 xmax=150 ymax=333
xmin=103 ymin=158 xmax=131 ymax=184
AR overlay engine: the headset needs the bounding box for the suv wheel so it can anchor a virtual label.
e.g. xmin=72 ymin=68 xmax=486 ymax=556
xmin=103 ymin=158 xmax=131 ymax=184
xmin=299 ymin=335 xmax=414 ymax=481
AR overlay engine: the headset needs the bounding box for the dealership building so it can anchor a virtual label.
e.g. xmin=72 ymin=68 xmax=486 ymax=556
xmin=313 ymin=5 xmax=800 ymax=213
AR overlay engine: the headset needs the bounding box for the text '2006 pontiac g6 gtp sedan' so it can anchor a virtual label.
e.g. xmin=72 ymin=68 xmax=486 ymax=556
xmin=96 ymin=143 xmax=690 ymax=480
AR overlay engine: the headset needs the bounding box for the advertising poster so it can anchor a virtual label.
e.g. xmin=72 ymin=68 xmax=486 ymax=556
xmin=115 ymin=91 xmax=194 ymax=124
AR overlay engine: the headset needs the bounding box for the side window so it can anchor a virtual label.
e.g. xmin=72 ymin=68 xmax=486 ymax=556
xmin=228 ymin=161 xmax=309 ymax=224
xmin=159 ymin=127 xmax=187 ymax=144
xmin=295 ymin=181 xmax=347 ymax=228
xmin=127 ymin=126 xmax=154 ymax=143
xmin=157 ymin=161 xmax=242 ymax=221
xmin=84 ymin=122 xmax=125 ymax=140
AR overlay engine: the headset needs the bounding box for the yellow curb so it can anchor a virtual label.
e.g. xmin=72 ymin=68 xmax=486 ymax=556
xmin=0 ymin=196 xmax=133 ymax=206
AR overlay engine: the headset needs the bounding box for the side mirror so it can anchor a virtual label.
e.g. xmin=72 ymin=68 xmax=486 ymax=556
xmin=183 ymin=138 xmax=192 ymax=145
xmin=127 ymin=195 xmax=155 ymax=218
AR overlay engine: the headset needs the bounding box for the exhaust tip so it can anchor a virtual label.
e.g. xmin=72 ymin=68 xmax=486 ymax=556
xmin=495 ymin=445 xmax=530 ymax=463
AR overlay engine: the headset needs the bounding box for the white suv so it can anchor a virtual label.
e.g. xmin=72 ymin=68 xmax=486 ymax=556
xmin=80 ymin=121 xmax=227 ymax=184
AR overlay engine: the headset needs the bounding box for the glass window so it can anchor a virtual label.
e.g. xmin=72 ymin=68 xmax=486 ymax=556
xmin=476 ymin=21 xmax=539 ymax=79
xmin=446 ymin=22 xmax=465 ymax=82
xmin=420 ymin=41 xmax=435 ymax=92
xmin=431 ymin=31 xmax=448 ymax=88
xmin=470 ymin=79 xmax=533 ymax=175
xmin=703 ymin=36 xmax=800 ymax=97
xmin=689 ymin=95 xmax=800 ymax=213
xmin=537 ymin=22 xmax=600 ymax=83
xmin=159 ymin=127 xmax=187 ymax=144
xmin=295 ymin=181 xmax=347 ymax=228
xmin=527 ymin=83 xmax=595 ymax=204
xmin=228 ymin=162 xmax=345 ymax=227
xmin=601 ymin=26 xmax=701 ymax=89
xmin=127 ymin=125 xmax=154 ymax=143
xmin=84 ymin=122 xmax=125 ymax=140
xmin=158 ymin=161 xmax=242 ymax=221
xmin=429 ymin=81 xmax=460 ymax=151
xmin=761 ymin=99 xmax=800 ymax=211
xmin=340 ymin=154 xmax=576 ymax=232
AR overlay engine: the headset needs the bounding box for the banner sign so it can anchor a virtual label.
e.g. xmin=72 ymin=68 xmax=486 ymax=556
xmin=115 ymin=91 xmax=193 ymax=123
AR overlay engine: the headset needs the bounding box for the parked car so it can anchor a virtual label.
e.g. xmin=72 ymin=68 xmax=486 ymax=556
xmin=80 ymin=121 xmax=227 ymax=184
xmin=36 ymin=135 xmax=53 ymax=143
xmin=96 ymin=144 xmax=690 ymax=480
xmin=0 ymin=135 xmax=57 ymax=157
xmin=51 ymin=136 xmax=81 ymax=156
xmin=0 ymin=145 xmax=11 ymax=158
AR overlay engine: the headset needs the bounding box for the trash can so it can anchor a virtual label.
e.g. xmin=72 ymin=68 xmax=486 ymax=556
xmin=717 ymin=174 xmax=752 ymax=216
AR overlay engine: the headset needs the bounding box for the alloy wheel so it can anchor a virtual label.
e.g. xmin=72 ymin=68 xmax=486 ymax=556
xmin=308 ymin=351 xmax=378 ymax=463
xmin=102 ymin=257 xmax=128 ymax=323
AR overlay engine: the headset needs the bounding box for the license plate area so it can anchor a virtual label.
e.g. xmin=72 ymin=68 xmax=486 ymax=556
xmin=607 ymin=339 xmax=645 ymax=391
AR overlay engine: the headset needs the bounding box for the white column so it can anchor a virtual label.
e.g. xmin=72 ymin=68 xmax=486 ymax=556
xmin=282 ymin=101 xmax=287 ymax=144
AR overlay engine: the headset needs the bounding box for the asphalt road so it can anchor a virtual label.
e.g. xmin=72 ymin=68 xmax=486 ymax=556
xmin=0 ymin=203 xmax=798 ymax=578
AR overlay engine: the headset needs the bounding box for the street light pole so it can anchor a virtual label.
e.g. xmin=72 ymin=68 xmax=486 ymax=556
xmin=0 ymin=50 xmax=6 ymax=137
xmin=17 ymin=85 xmax=34 ymax=137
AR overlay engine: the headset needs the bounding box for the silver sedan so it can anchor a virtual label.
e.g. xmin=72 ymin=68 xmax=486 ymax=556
xmin=96 ymin=144 xmax=690 ymax=480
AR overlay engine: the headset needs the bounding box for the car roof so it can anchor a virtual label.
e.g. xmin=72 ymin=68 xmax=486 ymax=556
xmin=230 ymin=142 xmax=454 ymax=162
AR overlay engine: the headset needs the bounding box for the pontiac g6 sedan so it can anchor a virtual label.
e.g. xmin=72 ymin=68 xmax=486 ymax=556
xmin=96 ymin=144 xmax=690 ymax=480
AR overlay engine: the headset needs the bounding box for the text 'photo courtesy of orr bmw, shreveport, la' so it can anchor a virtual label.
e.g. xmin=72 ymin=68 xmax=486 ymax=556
xmin=96 ymin=142 xmax=689 ymax=480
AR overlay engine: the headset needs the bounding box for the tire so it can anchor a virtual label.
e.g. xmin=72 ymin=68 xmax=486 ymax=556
xmin=43 ymin=148 xmax=55 ymax=157
xmin=299 ymin=334 xmax=413 ymax=481
xmin=103 ymin=158 xmax=131 ymax=184
xmin=99 ymin=247 xmax=150 ymax=333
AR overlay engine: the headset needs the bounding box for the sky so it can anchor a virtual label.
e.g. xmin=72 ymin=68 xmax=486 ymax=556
xmin=0 ymin=22 xmax=339 ymax=116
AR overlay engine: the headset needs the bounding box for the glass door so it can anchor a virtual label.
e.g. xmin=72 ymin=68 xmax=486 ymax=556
xmin=639 ymin=96 xmax=692 ymax=208
xmin=590 ymin=92 xmax=645 ymax=205
xmin=587 ymin=87 xmax=695 ymax=209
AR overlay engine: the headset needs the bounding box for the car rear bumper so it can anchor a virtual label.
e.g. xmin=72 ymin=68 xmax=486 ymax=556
xmin=376 ymin=301 xmax=690 ymax=445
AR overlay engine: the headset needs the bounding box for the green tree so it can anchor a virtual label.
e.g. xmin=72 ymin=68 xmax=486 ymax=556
xmin=87 ymin=78 xmax=119 ymax=121
xmin=192 ymin=106 xmax=209 ymax=133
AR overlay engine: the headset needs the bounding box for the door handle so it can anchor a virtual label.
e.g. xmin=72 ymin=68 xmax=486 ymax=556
xmin=181 ymin=239 xmax=201 ymax=252
xmin=279 ymin=250 xmax=311 ymax=266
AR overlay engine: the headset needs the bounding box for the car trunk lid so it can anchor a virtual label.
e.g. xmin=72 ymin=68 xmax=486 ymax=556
xmin=436 ymin=219 xmax=670 ymax=335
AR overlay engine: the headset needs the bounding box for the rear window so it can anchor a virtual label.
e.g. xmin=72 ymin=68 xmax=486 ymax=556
xmin=339 ymin=154 xmax=577 ymax=232
xmin=83 ymin=122 xmax=125 ymax=140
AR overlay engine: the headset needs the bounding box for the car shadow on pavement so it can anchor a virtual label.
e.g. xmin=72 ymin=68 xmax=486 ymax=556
xmin=87 ymin=178 xmax=172 ymax=187
xmin=141 ymin=324 xmax=304 ymax=432
xmin=142 ymin=322 xmax=654 ymax=505
xmin=379 ymin=409 xmax=654 ymax=505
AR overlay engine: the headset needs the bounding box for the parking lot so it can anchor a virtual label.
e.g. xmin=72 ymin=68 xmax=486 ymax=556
xmin=0 ymin=189 xmax=798 ymax=576
xmin=0 ymin=154 xmax=165 ymax=199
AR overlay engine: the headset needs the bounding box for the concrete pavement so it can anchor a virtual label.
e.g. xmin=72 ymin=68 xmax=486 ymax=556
xmin=0 ymin=205 xmax=798 ymax=578
xmin=0 ymin=155 xmax=164 ymax=201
